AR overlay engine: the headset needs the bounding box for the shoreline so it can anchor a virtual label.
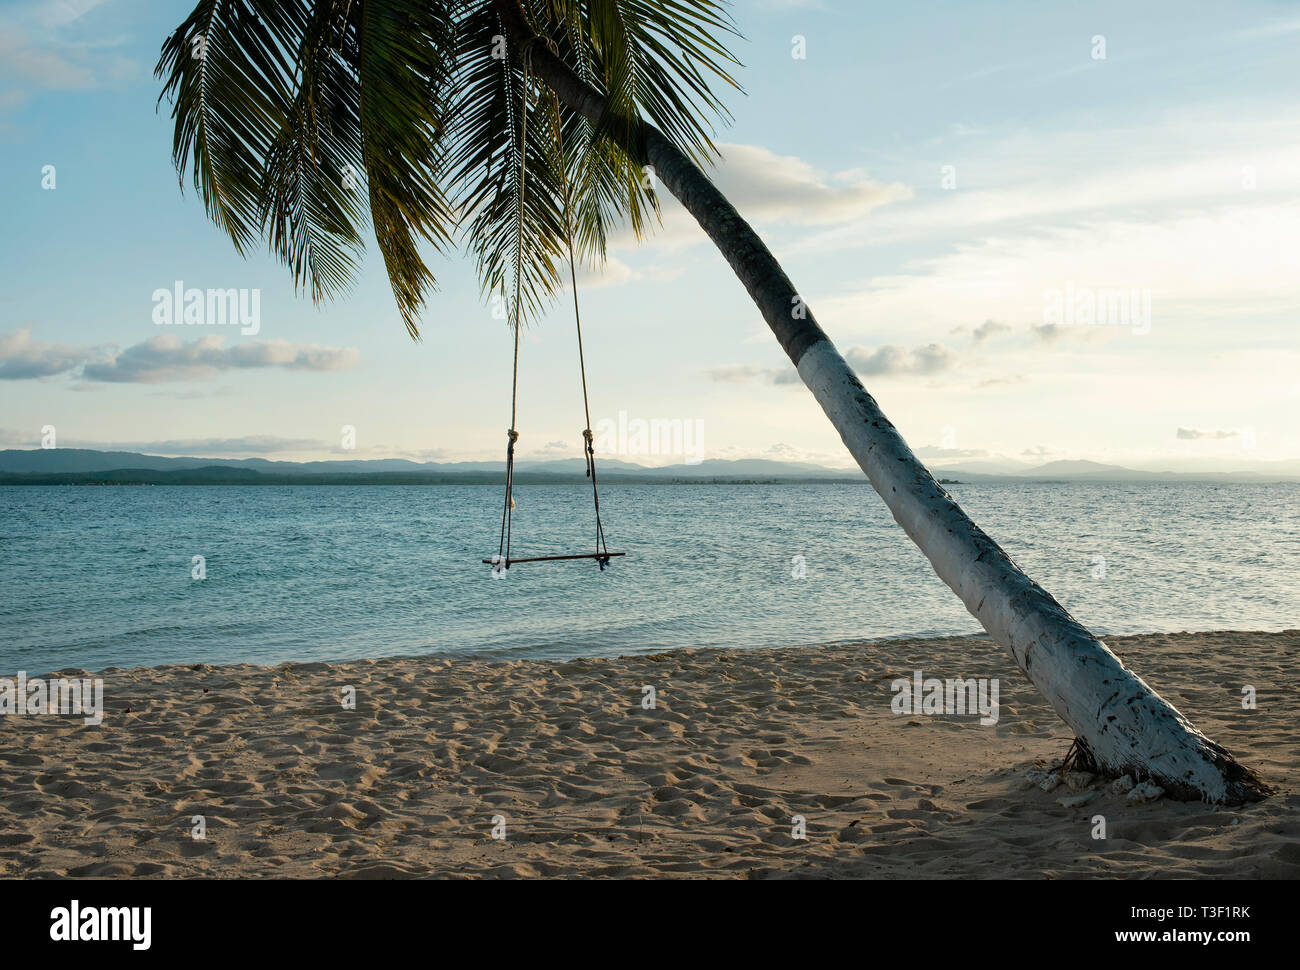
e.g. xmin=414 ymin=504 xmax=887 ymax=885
xmin=25 ymin=630 xmax=1002 ymax=680
xmin=2 ymin=630 xmax=1296 ymax=878
xmin=15 ymin=625 xmax=1300 ymax=681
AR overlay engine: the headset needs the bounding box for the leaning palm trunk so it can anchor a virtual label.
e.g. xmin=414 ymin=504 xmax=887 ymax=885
xmin=494 ymin=0 xmax=1267 ymax=804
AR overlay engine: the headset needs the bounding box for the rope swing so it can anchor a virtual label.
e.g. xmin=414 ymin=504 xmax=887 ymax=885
xmin=484 ymin=42 xmax=625 ymax=573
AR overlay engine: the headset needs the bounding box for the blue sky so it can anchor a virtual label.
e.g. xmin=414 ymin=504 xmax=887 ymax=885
xmin=2 ymin=0 xmax=1298 ymax=469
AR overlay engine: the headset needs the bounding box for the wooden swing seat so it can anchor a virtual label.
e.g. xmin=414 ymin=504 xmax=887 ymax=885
xmin=482 ymin=552 xmax=627 ymax=566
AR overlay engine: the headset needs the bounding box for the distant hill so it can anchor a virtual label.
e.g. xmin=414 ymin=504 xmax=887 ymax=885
xmin=0 ymin=448 xmax=1296 ymax=484
xmin=0 ymin=449 xmax=866 ymax=485
xmin=0 ymin=449 xmax=851 ymax=478
xmin=932 ymin=456 xmax=1300 ymax=483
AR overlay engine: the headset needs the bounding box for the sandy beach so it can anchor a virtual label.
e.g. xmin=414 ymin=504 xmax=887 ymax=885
xmin=1 ymin=630 xmax=1296 ymax=879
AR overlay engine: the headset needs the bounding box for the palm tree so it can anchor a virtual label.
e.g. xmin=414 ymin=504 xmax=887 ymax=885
xmin=156 ymin=0 xmax=1267 ymax=804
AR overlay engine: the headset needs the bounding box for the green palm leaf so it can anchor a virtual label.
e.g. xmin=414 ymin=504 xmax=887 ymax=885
xmin=158 ymin=0 xmax=742 ymax=334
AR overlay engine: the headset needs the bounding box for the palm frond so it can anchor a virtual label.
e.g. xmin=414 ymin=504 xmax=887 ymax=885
xmin=535 ymin=0 xmax=743 ymax=262
xmin=355 ymin=0 xmax=458 ymax=336
xmin=260 ymin=1 xmax=367 ymax=302
xmin=158 ymin=0 xmax=743 ymax=335
xmin=158 ymin=0 xmax=458 ymax=337
xmin=543 ymin=0 xmax=655 ymax=263
xmin=613 ymin=0 xmax=743 ymax=164
xmin=443 ymin=4 xmax=568 ymax=325
xmin=157 ymin=0 xmax=309 ymax=254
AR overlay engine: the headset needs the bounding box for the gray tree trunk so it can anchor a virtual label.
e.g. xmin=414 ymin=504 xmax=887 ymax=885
xmin=494 ymin=0 xmax=1269 ymax=804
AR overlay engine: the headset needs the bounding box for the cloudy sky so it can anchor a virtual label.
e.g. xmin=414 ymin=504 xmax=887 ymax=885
xmin=2 ymin=0 xmax=1297 ymax=468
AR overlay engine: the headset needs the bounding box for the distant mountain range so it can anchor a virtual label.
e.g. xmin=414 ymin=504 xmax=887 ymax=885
xmin=929 ymin=458 xmax=1300 ymax=482
xmin=1 ymin=449 xmax=1297 ymax=484
xmin=0 ymin=449 xmax=862 ymax=485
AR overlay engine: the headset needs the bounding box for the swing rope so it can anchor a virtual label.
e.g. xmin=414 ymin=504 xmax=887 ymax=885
xmin=496 ymin=39 xmax=612 ymax=570
xmin=497 ymin=40 xmax=530 ymax=568
xmin=554 ymin=97 xmax=611 ymax=569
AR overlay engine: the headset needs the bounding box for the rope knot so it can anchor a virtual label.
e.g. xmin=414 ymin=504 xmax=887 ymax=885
xmin=520 ymin=35 xmax=559 ymax=61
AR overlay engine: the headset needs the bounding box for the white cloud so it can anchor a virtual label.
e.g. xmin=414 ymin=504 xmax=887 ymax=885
xmin=801 ymin=110 xmax=1300 ymax=253
xmin=969 ymin=320 xmax=1012 ymax=342
xmin=1176 ymin=428 xmax=1239 ymax=441
xmin=83 ymin=335 xmax=360 ymax=383
xmin=812 ymin=202 xmax=1300 ymax=343
xmin=600 ymin=141 xmax=910 ymax=260
xmin=708 ymin=143 xmax=910 ymax=226
xmin=0 ymin=330 xmax=360 ymax=383
xmin=709 ymin=341 xmax=960 ymax=387
xmin=845 ymin=343 xmax=956 ymax=376
xmin=0 ymin=328 xmax=103 ymax=379
xmin=0 ymin=0 xmax=126 ymax=102
xmin=0 ymin=33 xmax=96 ymax=88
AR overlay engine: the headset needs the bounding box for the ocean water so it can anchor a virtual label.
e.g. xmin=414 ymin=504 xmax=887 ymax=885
xmin=1 ymin=482 xmax=1297 ymax=674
